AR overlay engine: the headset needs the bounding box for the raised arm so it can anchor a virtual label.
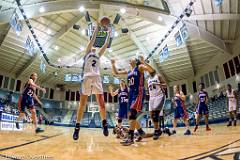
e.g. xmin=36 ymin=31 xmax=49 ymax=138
xmin=110 ymin=59 xmax=128 ymax=76
xmin=180 ymin=91 xmax=186 ymax=101
xmin=158 ymin=74 xmax=167 ymax=88
xmin=86 ymin=24 xmax=99 ymax=54
xmin=138 ymin=56 xmax=155 ymax=74
xmin=28 ymin=79 xmax=46 ymax=93
xmin=98 ymin=28 xmax=111 ymax=57
xmin=108 ymin=85 xmax=119 ymax=97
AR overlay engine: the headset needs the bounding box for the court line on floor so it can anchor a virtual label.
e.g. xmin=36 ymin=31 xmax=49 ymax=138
xmin=0 ymin=154 xmax=21 ymax=160
xmin=179 ymin=138 xmax=240 ymax=160
xmin=0 ymin=133 xmax=63 ymax=152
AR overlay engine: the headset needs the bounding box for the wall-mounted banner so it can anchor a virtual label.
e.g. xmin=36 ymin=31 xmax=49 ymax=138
xmin=159 ymin=45 xmax=169 ymax=63
xmin=180 ymin=24 xmax=189 ymax=42
xmin=10 ymin=12 xmax=23 ymax=36
xmin=214 ymin=0 xmax=223 ymax=6
xmin=40 ymin=60 xmax=46 ymax=73
xmin=175 ymin=31 xmax=183 ymax=47
xmin=25 ymin=36 xmax=34 ymax=55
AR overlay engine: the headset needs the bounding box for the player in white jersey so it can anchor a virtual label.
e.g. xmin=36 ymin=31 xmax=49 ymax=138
xmin=73 ymin=24 xmax=111 ymax=140
xmin=226 ymin=84 xmax=237 ymax=126
xmin=147 ymin=70 xmax=167 ymax=140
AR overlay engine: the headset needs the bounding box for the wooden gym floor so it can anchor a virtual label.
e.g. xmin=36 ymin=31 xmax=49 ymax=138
xmin=0 ymin=122 xmax=240 ymax=160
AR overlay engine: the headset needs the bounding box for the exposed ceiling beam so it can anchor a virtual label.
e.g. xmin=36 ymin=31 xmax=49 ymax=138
xmin=0 ymin=24 xmax=10 ymax=46
xmin=184 ymin=44 xmax=196 ymax=76
xmin=185 ymin=22 xmax=232 ymax=55
xmin=15 ymin=14 xmax=84 ymax=79
xmin=0 ymin=1 xmax=170 ymax=25
xmin=184 ymin=13 xmax=240 ymax=21
xmin=120 ymin=18 xmax=169 ymax=82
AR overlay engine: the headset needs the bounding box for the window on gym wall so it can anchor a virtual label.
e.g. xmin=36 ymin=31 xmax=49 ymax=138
xmin=214 ymin=70 xmax=220 ymax=83
xmin=15 ymin=80 xmax=21 ymax=92
xmin=9 ymin=78 xmax=15 ymax=91
xmin=65 ymin=91 xmax=70 ymax=101
xmin=0 ymin=75 xmax=3 ymax=88
xmin=39 ymin=89 xmax=44 ymax=98
xmin=234 ymin=56 xmax=240 ymax=74
xmin=76 ymin=91 xmax=80 ymax=101
xmin=181 ymin=84 xmax=187 ymax=95
xmin=192 ymin=81 xmax=197 ymax=93
xmin=228 ymin=60 xmax=235 ymax=76
xmin=114 ymin=95 xmax=118 ymax=103
xmin=200 ymin=76 xmax=204 ymax=84
xmin=223 ymin=63 xmax=230 ymax=79
xmin=71 ymin=91 xmax=75 ymax=101
xmin=165 ymin=88 xmax=168 ymax=98
xmin=108 ymin=93 xmax=112 ymax=103
xmin=45 ymin=88 xmax=49 ymax=99
xmin=3 ymin=77 xmax=9 ymax=89
xmin=204 ymin=74 xmax=210 ymax=88
xmin=50 ymin=89 xmax=54 ymax=99
xmin=209 ymin=71 xmax=215 ymax=86
xmin=104 ymin=92 xmax=108 ymax=102
xmin=169 ymin=86 xmax=174 ymax=98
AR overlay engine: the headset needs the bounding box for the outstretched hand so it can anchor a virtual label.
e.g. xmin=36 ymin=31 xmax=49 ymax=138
xmin=110 ymin=59 xmax=115 ymax=64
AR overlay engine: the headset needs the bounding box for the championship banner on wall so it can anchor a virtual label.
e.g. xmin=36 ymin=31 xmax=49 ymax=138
xmin=214 ymin=0 xmax=223 ymax=6
xmin=25 ymin=36 xmax=34 ymax=55
xmin=159 ymin=45 xmax=169 ymax=63
xmin=40 ymin=60 xmax=46 ymax=73
xmin=10 ymin=12 xmax=23 ymax=36
xmin=175 ymin=31 xmax=183 ymax=47
xmin=180 ymin=24 xmax=189 ymax=42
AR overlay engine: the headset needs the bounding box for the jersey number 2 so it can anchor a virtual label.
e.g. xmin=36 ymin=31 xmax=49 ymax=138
xmin=92 ymin=60 xmax=96 ymax=67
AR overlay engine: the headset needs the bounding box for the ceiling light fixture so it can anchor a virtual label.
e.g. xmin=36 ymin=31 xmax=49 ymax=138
xmin=47 ymin=29 xmax=51 ymax=35
xmin=79 ymin=6 xmax=85 ymax=12
xmin=39 ymin=6 xmax=45 ymax=13
xmin=158 ymin=16 xmax=163 ymax=22
xmin=81 ymin=29 xmax=86 ymax=35
xmin=120 ymin=8 xmax=126 ymax=14
xmin=114 ymin=32 xmax=119 ymax=37
xmin=54 ymin=46 xmax=59 ymax=50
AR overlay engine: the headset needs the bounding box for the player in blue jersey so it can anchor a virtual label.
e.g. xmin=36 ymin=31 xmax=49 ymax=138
xmin=194 ymin=83 xmax=211 ymax=132
xmin=171 ymin=85 xmax=191 ymax=135
xmin=111 ymin=56 xmax=154 ymax=146
xmin=109 ymin=80 xmax=128 ymax=128
xmin=16 ymin=73 xmax=46 ymax=133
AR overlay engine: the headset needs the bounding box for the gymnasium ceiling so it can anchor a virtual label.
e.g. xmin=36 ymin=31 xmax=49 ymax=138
xmin=0 ymin=0 xmax=239 ymax=86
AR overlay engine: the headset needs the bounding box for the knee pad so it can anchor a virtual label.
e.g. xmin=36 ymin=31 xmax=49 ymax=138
xmin=118 ymin=118 xmax=122 ymax=123
xmin=152 ymin=110 xmax=160 ymax=122
xmin=129 ymin=109 xmax=137 ymax=120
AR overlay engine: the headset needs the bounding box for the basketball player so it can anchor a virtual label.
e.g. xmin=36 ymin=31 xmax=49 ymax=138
xmin=16 ymin=73 xmax=46 ymax=133
xmin=147 ymin=67 xmax=167 ymax=140
xmin=194 ymin=83 xmax=211 ymax=132
xmin=73 ymin=24 xmax=111 ymax=140
xmin=172 ymin=85 xmax=191 ymax=135
xmin=111 ymin=56 xmax=155 ymax=145
xmin=108 ymin=80 xmax=128 ymax=128
xmin=226 ymin=84 xmax=237 ymax=126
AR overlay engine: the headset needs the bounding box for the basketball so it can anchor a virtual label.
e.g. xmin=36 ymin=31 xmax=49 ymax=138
xmin=100 ymin=16 xmax=110 ymax=26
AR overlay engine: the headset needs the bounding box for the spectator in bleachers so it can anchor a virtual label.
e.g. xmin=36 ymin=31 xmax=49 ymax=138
xmin=226 ymin=84 xmax=237 ymax=126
